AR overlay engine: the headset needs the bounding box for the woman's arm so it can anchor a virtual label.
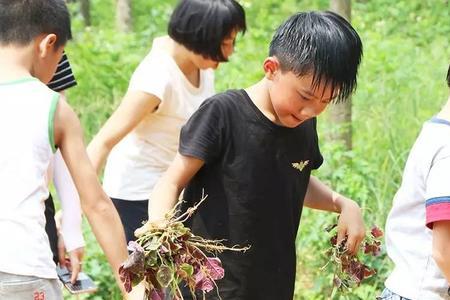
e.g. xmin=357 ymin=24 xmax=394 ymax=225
xmin=87 ymin=90 xmax=161 ymax=174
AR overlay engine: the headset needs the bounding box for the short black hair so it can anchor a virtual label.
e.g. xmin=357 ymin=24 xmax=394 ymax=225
xmin=0 ymin=0 xmax=71 ymax=48
xmin=168 ymin=0 xmax=246 ymax=62
xmin=447 ymin=64 xmax=450 ymax=88
xmin=269 ymin=11 xmax=363 ymax=103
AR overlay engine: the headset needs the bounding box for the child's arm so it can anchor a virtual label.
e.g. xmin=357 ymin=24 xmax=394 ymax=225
xmin=53 ymin=98 xmax=128 ymax=293
xmin=432 ymin=220 xmax=450 ymax=283
xmin=53 ymin=150 xmax=85 ymax=283
xmin=303 ymin=176 xmax=365 ymax=254
xmin=87 ymin=91 xmax=160 ymax=174
xmin=136 ymin=153 xmax=204 ymax=232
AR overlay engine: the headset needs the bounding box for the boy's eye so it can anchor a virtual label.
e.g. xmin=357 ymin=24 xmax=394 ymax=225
xmin=298 ymin=93 xmax=311 ymax=101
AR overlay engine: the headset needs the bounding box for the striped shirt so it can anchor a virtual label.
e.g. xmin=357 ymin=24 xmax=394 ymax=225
xmin=47 ymin=53 xmax=77 ymax=92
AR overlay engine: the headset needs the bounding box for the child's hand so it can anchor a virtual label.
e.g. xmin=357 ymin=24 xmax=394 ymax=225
xmin=56 ymin=220 xmax=85 ymax=283
xmin=57 ymin=234 xmax=85 ymax=283
xmin=68 ymin=247 xmax=85 ymax=283
xmin=134 ymin=223 xmax=148 ymax=238
xmin=134 ymin=220 xmax=168 ymax=238
xmin=336 ymin=198 xmax=365 ymax=255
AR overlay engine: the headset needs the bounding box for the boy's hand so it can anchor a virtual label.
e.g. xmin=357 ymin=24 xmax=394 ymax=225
xmin=336 ymin=198 xmax=365 ymax=255
xmin=57 ymin=233 xmax=85 ymax=283
xmin=67 ymin=247 xmax=85 ymax=283
xmin=55 ymin=211 xmax=85 ymax=283
xmin=134 ymin=220 xmax=168 ymax=238
xmin=57 ymin=240 xmax=85 ymax=284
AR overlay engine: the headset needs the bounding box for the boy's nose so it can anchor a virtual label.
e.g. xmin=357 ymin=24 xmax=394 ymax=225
xmin=300 ymin=106 xmax=317 ymax=119
xmin=301 ymin=102 xmax=328 ymax=118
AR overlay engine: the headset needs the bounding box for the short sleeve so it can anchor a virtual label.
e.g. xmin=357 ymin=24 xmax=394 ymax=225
xmin=128 ymin=53 xmax=170 ymax=101
xmin=179 ymin=98 xmax=224 ymax=163
xmin=425 ymin=148 xmax=450 ymax=229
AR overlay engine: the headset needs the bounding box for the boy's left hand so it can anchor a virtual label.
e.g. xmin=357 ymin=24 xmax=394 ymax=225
xmin=336 ymin=198 xmax=365 ymax=255
xmin=57 ymin=234 xmax=85 ymax=283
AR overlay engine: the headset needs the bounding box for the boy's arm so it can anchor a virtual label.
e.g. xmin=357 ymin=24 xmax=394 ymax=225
xmin=52 ymin=150 xmax=85 ymax=283
xmin=53 ymin=98 xmax=128 ymax=293
xmin=142 ymin=98 xmax=223 ymax=226
xmin=136 ymin=153 xmax=204 ymax=233
xmin=53 ymin=151 xmax=84 ymax=251
xmin=148 ymin=153 xmax=204 ymax=221
xmin=432 ymin=220 xmax=450 ymax=284
xmin=304 ymin=176 xmax=365 ymax=254
xmin=87 ymin=91 xmax=160 ymax=174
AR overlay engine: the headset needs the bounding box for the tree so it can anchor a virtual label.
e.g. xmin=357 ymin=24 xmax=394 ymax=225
xmin=329 ymin=0 xmax=352 ymax=150
xmin=116 ymin=0 xmax=132 ymax=32
xmin=80 ymin=0 xmax=91 ymax=27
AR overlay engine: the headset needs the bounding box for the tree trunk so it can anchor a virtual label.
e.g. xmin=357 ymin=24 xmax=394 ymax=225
xmin=116 ymin=0 xmax=132 ymax=32
xmin=329 ymin=0 xmax=352 ymax=150
xmin=80 ymin=0 xmax=91 ymax=27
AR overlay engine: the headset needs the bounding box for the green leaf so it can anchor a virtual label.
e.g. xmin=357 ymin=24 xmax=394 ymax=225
xmin=145 ymin=236 xmax=161 ymax=251
xmin=145 ymin=251 xmax=158 ymax=267
xmin=156 ymin=266 xmax=173 ymax=288
xmin=179 ymin=263 xmax=194 ymax=277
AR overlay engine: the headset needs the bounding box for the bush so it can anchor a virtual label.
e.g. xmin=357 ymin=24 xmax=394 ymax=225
xmin=61 ymin=0 xmax=450 ymax=299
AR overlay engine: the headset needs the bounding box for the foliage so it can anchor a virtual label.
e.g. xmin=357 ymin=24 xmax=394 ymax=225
xmin=61 ymin=0 xmax=450 ymax=299
xmin=322 ymin=224 xmax=383 ymax=297
xmin=120 ymin=197 xmax=248 ymax=300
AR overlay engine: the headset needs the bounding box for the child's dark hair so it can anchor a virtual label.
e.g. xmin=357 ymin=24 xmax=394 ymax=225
xmin=168 ymin=0 xmax=246 ymax=62
xmin=447 ymin=64 xmax=450 ymax=88
xmin=0 ymin=0 xmax=71 ymax=48
xmin=269 ymin=11 xmax=363 ymax=103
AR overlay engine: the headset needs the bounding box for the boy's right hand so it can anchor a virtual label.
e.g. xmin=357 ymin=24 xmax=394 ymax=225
xmin=134 ymin=220 xmax=168 ymax=238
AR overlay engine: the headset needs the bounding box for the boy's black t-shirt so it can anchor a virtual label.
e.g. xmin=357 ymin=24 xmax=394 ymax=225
xmin=179 ymin=89 xmax=323 ymax=300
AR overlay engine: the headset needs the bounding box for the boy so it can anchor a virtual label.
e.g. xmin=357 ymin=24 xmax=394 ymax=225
xmin=381 ymin=66 xmax=450 ymax=300
xmin=0 ymin=0 xmax=128 ymax=298
xmin=142 ymin=11 xmax=365 ymax=299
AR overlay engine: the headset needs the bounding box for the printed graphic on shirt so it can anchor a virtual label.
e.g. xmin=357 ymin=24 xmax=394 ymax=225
xmin=292 ymin=160 xmax=309 ymax=172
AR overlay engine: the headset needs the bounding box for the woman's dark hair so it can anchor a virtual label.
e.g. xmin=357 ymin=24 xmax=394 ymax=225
xmin=269 ymin=11 xmax=363 ymax=103
xmin=168 ymin=0 xmax=246 ymax=62
xmin=0 ymin=0 xmax=71 ymax=48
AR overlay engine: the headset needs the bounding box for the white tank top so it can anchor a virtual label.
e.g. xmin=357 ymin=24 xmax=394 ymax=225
xmin=0 ymin=77 xmax=59 ymax=279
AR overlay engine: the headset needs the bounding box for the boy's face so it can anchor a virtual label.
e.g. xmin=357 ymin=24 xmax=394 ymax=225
xmin=265 ymin=58 xmax=337 ymax=128
xmin=33 ymin=34 xmax=65 ymax=84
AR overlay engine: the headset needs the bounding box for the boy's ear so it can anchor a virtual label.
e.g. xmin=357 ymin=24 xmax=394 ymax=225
xmin=263 ymin=57 xmax=281 ymax=80
xmin=37 ymin=33 xmax=58 ymax=58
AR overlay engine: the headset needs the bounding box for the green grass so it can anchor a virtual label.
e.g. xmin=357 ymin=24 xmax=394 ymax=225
xmin=60 ymin=0 xmax=450 ymax=298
